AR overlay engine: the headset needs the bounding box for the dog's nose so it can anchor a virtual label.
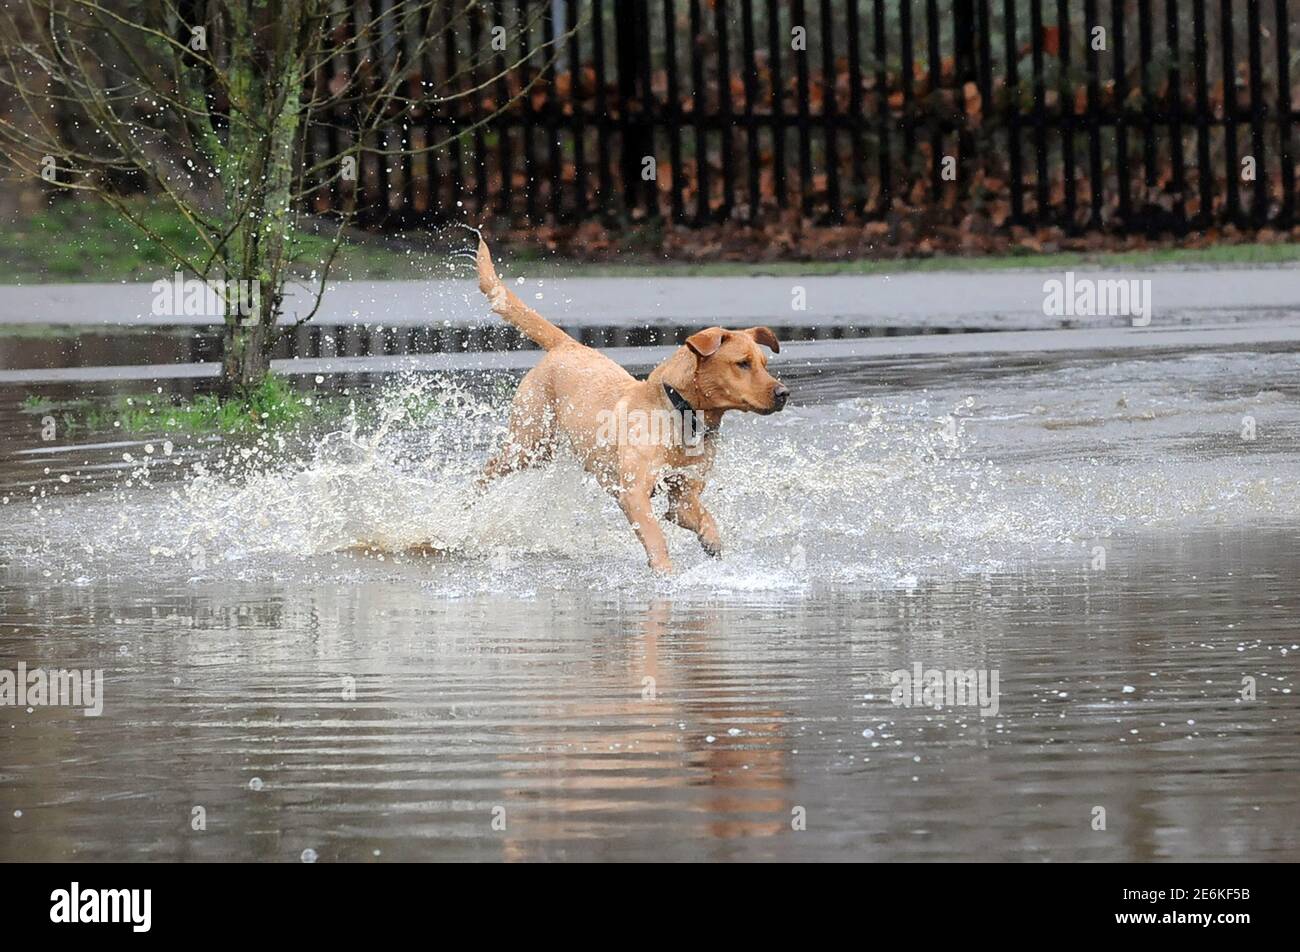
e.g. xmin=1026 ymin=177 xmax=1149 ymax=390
xmin=772 ymin=384 xmax=789 ymax=411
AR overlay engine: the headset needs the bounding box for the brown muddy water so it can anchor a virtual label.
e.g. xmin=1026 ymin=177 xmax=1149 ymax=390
xmin=1 ymin=340 xmax=1298 ymax=861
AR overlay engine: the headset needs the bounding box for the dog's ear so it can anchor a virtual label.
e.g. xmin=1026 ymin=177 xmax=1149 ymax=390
xmin=685 ymin=327 xmax=726 ymax=358
xmin=745 ymin=326 xmax=780 ymax=354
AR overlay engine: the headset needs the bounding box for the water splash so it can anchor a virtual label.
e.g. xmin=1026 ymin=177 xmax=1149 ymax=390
xmin=3 ymin=355 xmax=1298 ymax=596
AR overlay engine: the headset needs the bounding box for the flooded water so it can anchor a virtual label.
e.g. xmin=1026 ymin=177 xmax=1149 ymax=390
xmin=0 ymin=319 xmax=997 ymax=376
xmin=1 ymin=338 xmax=1298 ymax=861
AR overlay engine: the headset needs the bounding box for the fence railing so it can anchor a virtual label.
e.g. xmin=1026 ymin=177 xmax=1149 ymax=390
xmin=309 ymin=0 xmax=1300 ymax=234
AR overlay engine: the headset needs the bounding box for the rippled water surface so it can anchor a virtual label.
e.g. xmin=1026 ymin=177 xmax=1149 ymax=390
xmin=2 ymin=342 xmax=1298 ymax=860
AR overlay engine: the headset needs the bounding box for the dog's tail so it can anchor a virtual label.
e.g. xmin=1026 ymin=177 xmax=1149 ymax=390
xmin=476 ymin=238 xmax=573 ymax=351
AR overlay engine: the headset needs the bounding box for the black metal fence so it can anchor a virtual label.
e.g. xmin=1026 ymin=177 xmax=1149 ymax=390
xmin=311 ymin=0 xmax=1300 ymax=234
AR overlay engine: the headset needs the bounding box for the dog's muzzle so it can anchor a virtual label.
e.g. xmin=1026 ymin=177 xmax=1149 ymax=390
xmin=772 ymin=384 xmax=790 ymax=412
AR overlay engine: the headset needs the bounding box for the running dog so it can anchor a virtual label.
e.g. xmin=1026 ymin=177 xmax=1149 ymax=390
xmin=476 ymin=238 xmax=788 ymax=573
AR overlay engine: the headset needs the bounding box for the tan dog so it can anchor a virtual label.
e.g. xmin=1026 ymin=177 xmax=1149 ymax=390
xmin=475 ymin=239 xmax=789 ymax=573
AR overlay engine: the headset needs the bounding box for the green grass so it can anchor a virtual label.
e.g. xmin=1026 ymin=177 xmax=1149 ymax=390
xmin=3 ymin=196 xmax=1298 ymax=284
xmin=19 ymin=375 xmax=458 ymax=437
xmin=20 ymin=394 xmax=88 ymax=439
xmin=21 ymin=375 xmax=343 ymax=436
xmin=21 ymin=394 xmax=90 ymax=414
xmin=0 ymin=197 xmax=397 ymax=284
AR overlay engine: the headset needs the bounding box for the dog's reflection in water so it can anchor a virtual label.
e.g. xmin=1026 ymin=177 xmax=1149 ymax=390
xmin=496 ymin=600 xmax=792 ymax=859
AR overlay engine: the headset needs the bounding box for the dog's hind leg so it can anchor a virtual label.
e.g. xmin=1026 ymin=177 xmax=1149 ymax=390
xmin=478 ymin=375 xmax=556 ymax=490
xmin=665 ymin=476 xmax=722 ymax=558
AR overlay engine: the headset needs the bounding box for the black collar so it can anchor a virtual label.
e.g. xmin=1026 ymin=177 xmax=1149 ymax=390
xmin=663 ymin=382 xmax=715 ymax=444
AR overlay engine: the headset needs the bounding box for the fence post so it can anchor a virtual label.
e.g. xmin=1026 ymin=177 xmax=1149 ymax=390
xmin=615 ymin=0 xmax=653 ymax=217
xmin=953 ymin=0 xmax=977 ymax=188
xmin=953 ymin=0 xmax=976 ymax=85
xmin=1277 ymin=0 xmax=1295 ymax=227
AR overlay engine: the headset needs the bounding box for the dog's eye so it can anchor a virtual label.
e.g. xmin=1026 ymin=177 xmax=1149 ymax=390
xmin=737 ymin=360 xmax=751 ymax=371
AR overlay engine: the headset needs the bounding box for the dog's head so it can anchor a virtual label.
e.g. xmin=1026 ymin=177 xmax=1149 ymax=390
xmin=684 ymin=326 xmax=788 ymax=414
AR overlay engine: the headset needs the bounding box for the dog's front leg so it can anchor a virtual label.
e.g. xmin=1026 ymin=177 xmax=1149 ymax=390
xmin=666 ymin=477 xmax=722 ymax=558
xmin=617 ymin=482 xmax=673 ymax=574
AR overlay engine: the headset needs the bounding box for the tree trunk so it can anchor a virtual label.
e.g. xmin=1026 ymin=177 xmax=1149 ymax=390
xmin=219 ymin=321 xmax=271 ymax=398
xmin=213 ymin=2 xmax=309 ymax=397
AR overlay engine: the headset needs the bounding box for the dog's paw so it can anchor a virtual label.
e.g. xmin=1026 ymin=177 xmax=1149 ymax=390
xmin=648 ymin=557 xmax=675 ymax=575
xmin=700 ymin=537 xmax=723 ymax=558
